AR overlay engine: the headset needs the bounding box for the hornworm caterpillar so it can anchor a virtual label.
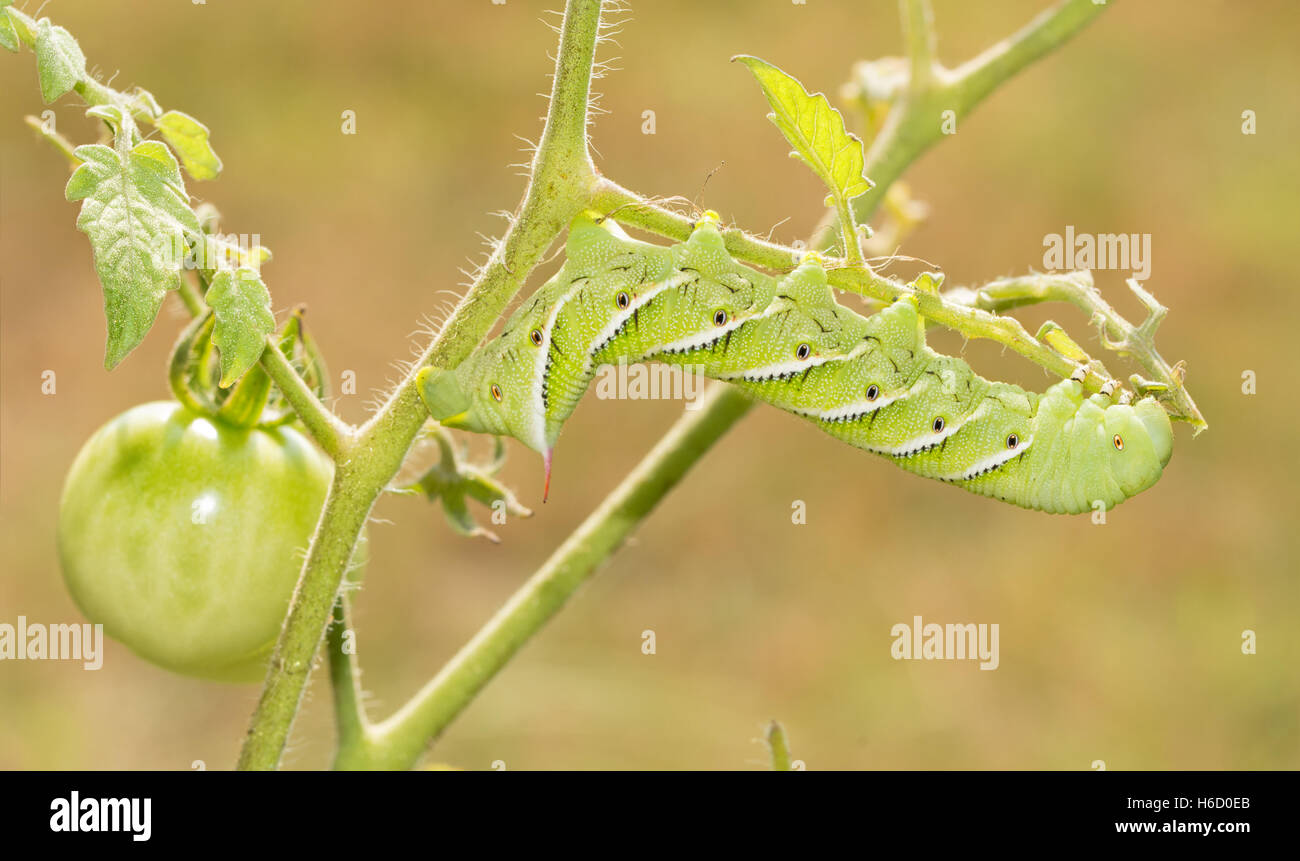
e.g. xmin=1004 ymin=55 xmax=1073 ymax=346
xmin=418 ymin=214 xmax=1173 ymax=514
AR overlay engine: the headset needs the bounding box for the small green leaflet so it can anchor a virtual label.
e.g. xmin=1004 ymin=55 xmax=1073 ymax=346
xmin=207 ymin=268 xmax=275 ymax=387
xmin=131 ymin=88 xmax=164 ymax=120
xmin=0 ymin=4 xmax=19 ymax=54
xmin=156 ymin=110 xmax=223 ymax=181
xmin=35 ymin=18 xmax=85 ymax=103
xmin=66 ymin=141 xmax=201 ymax=369
xmin=734 ymin=55 xmax=873 ymax=207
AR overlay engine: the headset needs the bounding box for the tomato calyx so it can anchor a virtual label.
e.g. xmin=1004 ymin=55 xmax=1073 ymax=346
xmin=168 ymin=304 xmax=328 ymax=431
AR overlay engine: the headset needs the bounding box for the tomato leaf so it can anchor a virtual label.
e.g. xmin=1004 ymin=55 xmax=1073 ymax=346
xmin=156 ymin=110 xmax=223 ymax=181
xmin=207 ymin=267 xmax=275 ymax=387
xmin=34 ymin=18 xmax=84 ymax=103
xmin=733 ymin=54 xmax=873 ymax=208
xmin=66 ymin=141 xmax=201 ymax=368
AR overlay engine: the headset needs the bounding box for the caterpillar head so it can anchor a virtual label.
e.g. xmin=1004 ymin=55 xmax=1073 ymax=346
xmin=418 ymin=362 xmax=513 ymax=439
xmin=1102 ymin=396 xmax=1174 ymax=497
xmin=419 ymin=358 xmax=556 ymax=500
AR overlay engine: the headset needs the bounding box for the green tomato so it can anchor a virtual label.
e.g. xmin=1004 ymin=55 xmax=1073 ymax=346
xmin=57 ymin=401 xmax=335 ymax=683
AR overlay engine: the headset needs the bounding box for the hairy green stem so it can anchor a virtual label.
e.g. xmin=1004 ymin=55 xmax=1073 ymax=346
xmin=237 ymin=463 xmax=373 ymax=769
xmin=257 ymin=336 xmax=351 ymax=457
xmin=237 ymin=0 xmax=605 ymax=770
xmin=327 ymin=596 xmax=369 ymax=762
xmin=901 ymin=0 xmax=937 ymax=92
xmin=334 ymin=385 xmax=755 ymax=770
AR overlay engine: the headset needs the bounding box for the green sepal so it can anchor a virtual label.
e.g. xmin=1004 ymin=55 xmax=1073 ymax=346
xmin=215 ymin=362 xmax=274 ymax=429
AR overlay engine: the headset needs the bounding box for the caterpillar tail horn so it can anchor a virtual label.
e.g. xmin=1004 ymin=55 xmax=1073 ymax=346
xmin=543 ymin=448 xmax=553 ymax=504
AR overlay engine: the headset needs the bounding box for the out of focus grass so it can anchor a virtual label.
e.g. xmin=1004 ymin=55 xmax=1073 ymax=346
xmin=0 ymin=0 xmax=1296 ymax=769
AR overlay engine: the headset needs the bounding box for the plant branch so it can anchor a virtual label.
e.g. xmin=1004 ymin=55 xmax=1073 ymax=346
xmin=237 ymin=464 xmax=373 ymax=769
xmin=946 ymin=0 xmax=1111 ymax=117
xmin=334 ymin=384 xmax=756 ymax=770
xmin=327 ymin=596 xmax=369 ymax=762
xmin=23 ymin=114 xmax=80 ymax=166
xmin=257 ymin=334 xmax=352 ymax=457
xmin=901 ymin=0 xmax=937 ymax=93
xmin=237 ymin=0 xmax=606 ymax=770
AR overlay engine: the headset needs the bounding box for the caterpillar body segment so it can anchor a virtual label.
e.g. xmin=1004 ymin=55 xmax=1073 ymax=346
xmin=418 ymin=214 xmax=1173 ymax=514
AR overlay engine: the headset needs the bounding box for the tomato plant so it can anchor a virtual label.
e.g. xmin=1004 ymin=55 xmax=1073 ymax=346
xmin=57 ymin=401 xmax=333 ymax=683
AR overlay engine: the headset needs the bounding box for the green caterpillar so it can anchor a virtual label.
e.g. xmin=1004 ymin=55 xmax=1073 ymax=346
xmin=418 ymin=214 xmax=1173 ymax=514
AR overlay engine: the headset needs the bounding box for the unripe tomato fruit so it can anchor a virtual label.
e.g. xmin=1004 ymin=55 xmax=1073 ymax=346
xmin=57 ymin=401 xmax=333 ymax=682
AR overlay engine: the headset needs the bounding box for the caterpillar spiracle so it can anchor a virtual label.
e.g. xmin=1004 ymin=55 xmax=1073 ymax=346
xmin=417 ymin=214 xmax=1174 ymax=514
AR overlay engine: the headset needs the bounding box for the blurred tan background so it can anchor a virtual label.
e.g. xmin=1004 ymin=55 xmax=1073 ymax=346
xmin=2 ymin=0 xmax=1296 ymax=770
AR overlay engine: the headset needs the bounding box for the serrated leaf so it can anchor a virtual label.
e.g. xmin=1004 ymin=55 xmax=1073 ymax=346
xmin=156 ymin=110 xmax=222 ymax=181
xmin=66 ymin=141 xmax=201 ymax=368
xmin=0 ymin=8 xmax=19 ymax=53
xmin=734 ymin=55 xmax=873 ymax=207
xmin=35 ymin=19 xmax=84 ymax=103
xmin=207 ymin=268 xmax=275 ymax=387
